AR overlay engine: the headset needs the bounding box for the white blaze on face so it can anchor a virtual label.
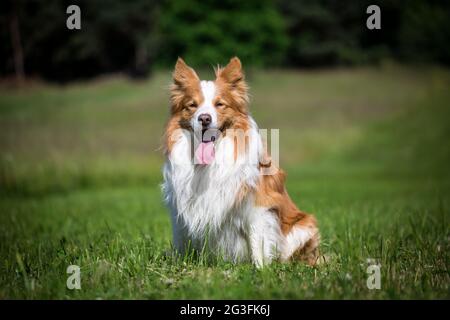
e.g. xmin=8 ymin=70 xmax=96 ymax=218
xmin=191 ymin=80 xmax=217 ymax=131
xmin=192 ymin=81 xmax=218 ymax=165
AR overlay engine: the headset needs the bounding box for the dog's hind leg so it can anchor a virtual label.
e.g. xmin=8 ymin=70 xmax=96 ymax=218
xmin=281 ymin=212 xmax=320 ymax=265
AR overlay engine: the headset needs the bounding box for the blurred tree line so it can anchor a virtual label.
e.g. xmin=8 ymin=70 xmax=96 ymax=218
xmin=1 ymin=0 xmax=449 ymax=82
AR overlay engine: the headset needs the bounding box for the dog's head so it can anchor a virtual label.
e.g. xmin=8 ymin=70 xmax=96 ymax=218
xmin=170 ymin=57 xmax=249 ymax=135
xmin=169 ymin=57 xmax=250 ymax=164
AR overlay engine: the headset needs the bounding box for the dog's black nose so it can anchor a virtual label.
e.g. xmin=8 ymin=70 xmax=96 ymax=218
xmin=198 ymin=113 xmax=212 ymax=127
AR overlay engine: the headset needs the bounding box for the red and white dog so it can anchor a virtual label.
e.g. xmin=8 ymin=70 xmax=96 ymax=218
xmin=162 ymin=57 xmax=319 ymax=267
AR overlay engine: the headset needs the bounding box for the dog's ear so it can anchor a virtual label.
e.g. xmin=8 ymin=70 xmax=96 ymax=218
xmin=170 ymin=58 xmax=200 ymax=112
xmin=216 ymin=57 xmax=244 ymax=86
xmin=216 ymin=57 xmax=248 ymax=107
xmin=173 ymin=57 xmax=200 ymax=88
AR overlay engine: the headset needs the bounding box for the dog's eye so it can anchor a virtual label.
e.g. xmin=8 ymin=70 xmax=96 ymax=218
xmin=187 ymin=102 xmax=197 ymax=108
xmin=215 ymin=101 xmax=224 ymax=108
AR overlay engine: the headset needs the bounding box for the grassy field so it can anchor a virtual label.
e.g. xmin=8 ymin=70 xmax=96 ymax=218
xmin=0 ymin=65 xmax=449 ymax=299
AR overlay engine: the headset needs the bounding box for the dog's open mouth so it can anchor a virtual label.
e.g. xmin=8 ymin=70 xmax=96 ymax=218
xmin=195 ymin=129 xmax=218 ymax=165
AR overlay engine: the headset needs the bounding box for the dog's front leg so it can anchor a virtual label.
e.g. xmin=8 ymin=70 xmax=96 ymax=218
xmin=248 ymin=208 xmax=283 ymax=268
xmin=169 ymin=209 xmax=189 ymax=255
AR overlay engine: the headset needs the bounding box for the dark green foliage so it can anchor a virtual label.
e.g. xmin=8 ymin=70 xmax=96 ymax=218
xmin=0 ymin=0 xmax=449 ymax=80
xmin=0 ymin=0 xmax=160 ymax=81
xmin=398 ymin=0 xmax=450 ymax=65
xmin=157 ymin=0 xmax=288 ymax=68
xmin=278 ymin=0 xmax=450 ymax=66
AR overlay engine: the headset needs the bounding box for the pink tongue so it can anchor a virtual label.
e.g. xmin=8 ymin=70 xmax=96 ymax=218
xmin=195 ymin=142 xmax=215 ymax=165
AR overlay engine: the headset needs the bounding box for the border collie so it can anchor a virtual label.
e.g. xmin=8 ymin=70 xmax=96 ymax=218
xmin=162 ymin=57 xmax=319 ymax=267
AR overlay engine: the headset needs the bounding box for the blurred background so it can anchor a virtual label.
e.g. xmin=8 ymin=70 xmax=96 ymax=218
xmin=0 ymin=0 xmax=449 ymax=299
xmin=0 ymin=0 xmax=449 ymax=193
xmin=1 ymin=0 xmax=450 ymax=81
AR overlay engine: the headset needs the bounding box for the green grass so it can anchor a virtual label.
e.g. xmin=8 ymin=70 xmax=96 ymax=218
xmin=0 ymin=65 xmax=449 ymax=299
